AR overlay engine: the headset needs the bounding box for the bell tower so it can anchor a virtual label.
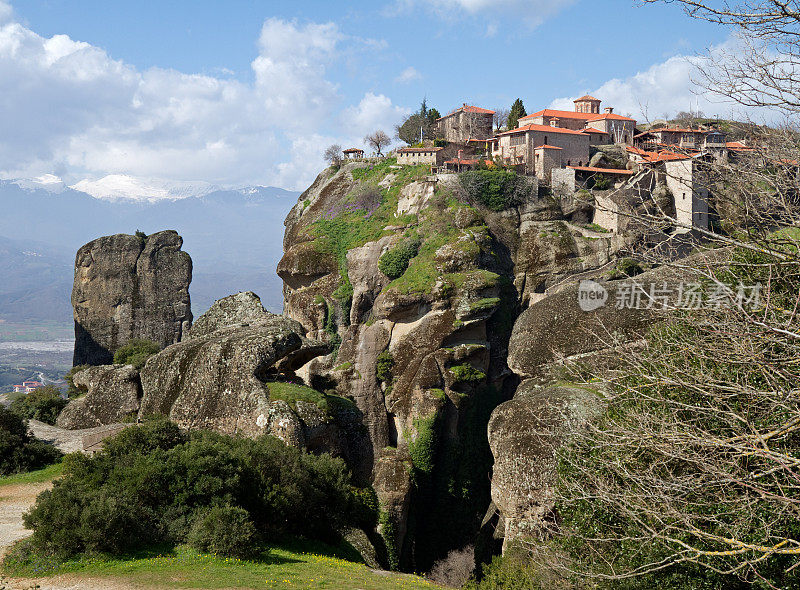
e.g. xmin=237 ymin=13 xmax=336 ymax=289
xmin=574 ymin=95 xmax=601 ymax=114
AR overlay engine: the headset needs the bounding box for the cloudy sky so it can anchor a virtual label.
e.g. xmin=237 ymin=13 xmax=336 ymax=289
xmin=0 ymin=0 xmax=760 ymax=193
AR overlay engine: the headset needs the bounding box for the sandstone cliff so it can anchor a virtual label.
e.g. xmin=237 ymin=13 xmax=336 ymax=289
xmin=72 ymin=230 xmax=192 ymax=365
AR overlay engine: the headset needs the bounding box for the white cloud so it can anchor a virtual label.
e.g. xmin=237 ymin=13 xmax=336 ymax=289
xmin=0 ymin=8 xmax=407 ymax=192
xmin=395 ymin=66 xmax=422 ymax=84
xmin=550 ymin=38 xmax=781 ymax=124
xmin=341 ymin=92 xmax=411 ymax=139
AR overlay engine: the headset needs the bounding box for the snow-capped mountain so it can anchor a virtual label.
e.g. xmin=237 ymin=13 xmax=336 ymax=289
xmin=69 ymin=175 xmax=220 ymax=202
xmin=0 ymin=177 xmax=301 ymax=323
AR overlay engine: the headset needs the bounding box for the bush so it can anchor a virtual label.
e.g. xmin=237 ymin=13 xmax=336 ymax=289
xmin=465 ymin=549 xmax=550 ymax=590
xmin=378 ymin=239 xmax=420 ymax=280
xmin=113 ymin=339 xmax=161 ymax=368
xmin=449 ymin=364 xmax=486 ymax=383
xmin=188 ymin=505 xmax=258 ymax=558
xmin=10 ymin=385 xmax=68 ymax=425
xmin=0 ymin=407 xmax=61 ymax=476
xmin=591 ymin=174 xmax=611 ymax=190
xmin=22 ymin=419 xmax=371 ymax=559
xmin=458 ymin=170 xmax=529 ymax=211
xmin=376 ymin=351 xmax=394 ymax=383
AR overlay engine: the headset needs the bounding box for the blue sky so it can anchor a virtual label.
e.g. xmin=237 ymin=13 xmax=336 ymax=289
xmin=0 ymin=0 xmax=741 ymax=194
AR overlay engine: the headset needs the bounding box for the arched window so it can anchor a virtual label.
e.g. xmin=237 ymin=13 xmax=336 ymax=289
xmin=544 ymin=136 xmax=548 ymax=144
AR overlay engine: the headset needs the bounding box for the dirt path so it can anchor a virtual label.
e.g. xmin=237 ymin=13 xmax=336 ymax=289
xmin=0 ymin=481 xmax=51 ymax=560
xmin=0 ymin=480 xmax=142 ymax=590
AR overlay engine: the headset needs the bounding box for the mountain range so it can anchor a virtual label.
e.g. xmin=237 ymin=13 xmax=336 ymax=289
xmin=0 ymin=177 xmax=300 ymax=328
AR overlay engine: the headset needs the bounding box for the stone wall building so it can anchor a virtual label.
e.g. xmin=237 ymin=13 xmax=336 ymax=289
xmin=396 ymin=146 xmax=445 ymax=166
xmin=634 ymin=128 xmax=727 ymax=162
xmin=664 ymin=158 xmax=710 ymax=232
xmin=494 ymin=123 xmax=591 ymax=176
xmin=435 ymin=104 xmax=495 ymax=143
xmin=519 ymin=96 xmax=637 ymax=145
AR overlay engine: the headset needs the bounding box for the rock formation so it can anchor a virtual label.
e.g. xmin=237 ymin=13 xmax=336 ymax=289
xmin=56 ymin=364 xmax=142 ymax=429
xmin=72 ymin=230 xmax=193 ymax=366
xmin=139 ymin=305 xmax=326 ymax=437
xmin=487 ymin=382 xmax=603 ymax=548
xmin=276 ymin=160 xmax=648 ymax=569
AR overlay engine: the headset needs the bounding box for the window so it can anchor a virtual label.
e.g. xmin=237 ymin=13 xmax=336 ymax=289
xmin=510 ymin=134 xmax=525 ymax=146
xmin=683 ymin=193 xmax=686 ymax=200
xmin=544 ymin=135 xmax=548 ymax=144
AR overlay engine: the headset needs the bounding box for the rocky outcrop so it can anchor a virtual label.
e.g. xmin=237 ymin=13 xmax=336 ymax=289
xmin=56 ymin=364 xmax=142 ymax=429
xmin=140 ymin=312 xmax=321 ymax=436
xmin=72 ymin=230 xmax=192 ymax=366
xmin=487 ymin=382 xmax=603 ymax=548
xmin=186 ymin=291 xmax=270 ymax=339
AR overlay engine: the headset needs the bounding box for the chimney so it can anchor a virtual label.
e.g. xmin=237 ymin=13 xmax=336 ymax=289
xmin=604 ymin=107 xmax=614 ymax=114
xmin=458 ymin=149 xmax=464 ymax=160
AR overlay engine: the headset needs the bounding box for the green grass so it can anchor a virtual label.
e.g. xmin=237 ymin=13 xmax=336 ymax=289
xmin=2 ymin=540 xmax=442 ymax=589
xmin=266 ymin=382 xmax=356 ymax=415
xmin=0 ymin=462 xmax=64 ymax=487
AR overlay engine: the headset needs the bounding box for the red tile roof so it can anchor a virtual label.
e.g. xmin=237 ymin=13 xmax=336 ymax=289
xmin=581 ymin=127 xmax=607 ymax=134
xmin=343 ymin=148 xmax=364 ymax=153
xmin=521 ymin=109 xmax=636 ymax=122
xmin=635 ymin=127 xmax=707 ymax=137
xmin=498 ymin=123 xmax=589 ymax=136
xmin=436 ymin=105 xmax=496 ymax=120
xmin=568 ymin=165 xmax=633 ymax=175
xmin=574 ymin=95 xmax=601 ymax=102
xmin=534 ymin=144 xmax=563 ymax=150
xmin=626 ymin=146 xmax=692 ymax=163
xmin=726 ymin=141 xmax=753 ymax=151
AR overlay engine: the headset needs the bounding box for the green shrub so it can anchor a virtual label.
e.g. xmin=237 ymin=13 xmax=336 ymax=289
xmin=409 ymin=415 xmax=438 ymax=475
xmin=616 ymin=257 xmax=644 ymax=278
xmin=376 ymin=351 xmax=394 ymax=383
xmin=188 ymin=505 xmax=258 ymax=558
xmin=10 ymin=385 xmax=68 ymax=425
xmin=592 ymin=174 xmax=611 ymax=190
xmin=449 ymin=364 xmax=486 ymax=383
xmin=113 ymin=339 xmax=161 ymax=368
xmin=378 ymin=239 xmax=420 ymax=279
xmin=22 ymin=419 xmax=367 ymax=559
xmin=0 ymin=407 xmax=61 ymax=476
xmin=135 ymin=229 xmax=147 ymax=241
xmin=465 ymin=548 xmax=550 ymax=590
xmin=458 ymin=170 xmax=529 ymax=211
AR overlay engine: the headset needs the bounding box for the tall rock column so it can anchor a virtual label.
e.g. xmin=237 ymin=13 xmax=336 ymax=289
xmin=72 ymin=230 xmax=192 ymax=366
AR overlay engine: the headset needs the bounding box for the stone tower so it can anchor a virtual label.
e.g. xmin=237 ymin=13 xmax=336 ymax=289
xmin=574 ymin=95 xmax=601 ymax=114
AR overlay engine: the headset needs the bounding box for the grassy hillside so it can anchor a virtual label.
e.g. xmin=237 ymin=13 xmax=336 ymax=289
xmin=2 ymin=540 xmax=442 ymax=590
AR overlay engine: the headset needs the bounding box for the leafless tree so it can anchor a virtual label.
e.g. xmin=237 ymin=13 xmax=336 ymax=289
xmin=323 ymin=144 xmax=342 ymax=167
xmin=642 ymin=0 xmax=800 ymax=115
xmin=518 ymin=2 xmax=800 ymax=585
xmin=365 ymin=130 xmax=391 ymax=157
xmin=493 ymin=108 xmax=510 ymax=132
